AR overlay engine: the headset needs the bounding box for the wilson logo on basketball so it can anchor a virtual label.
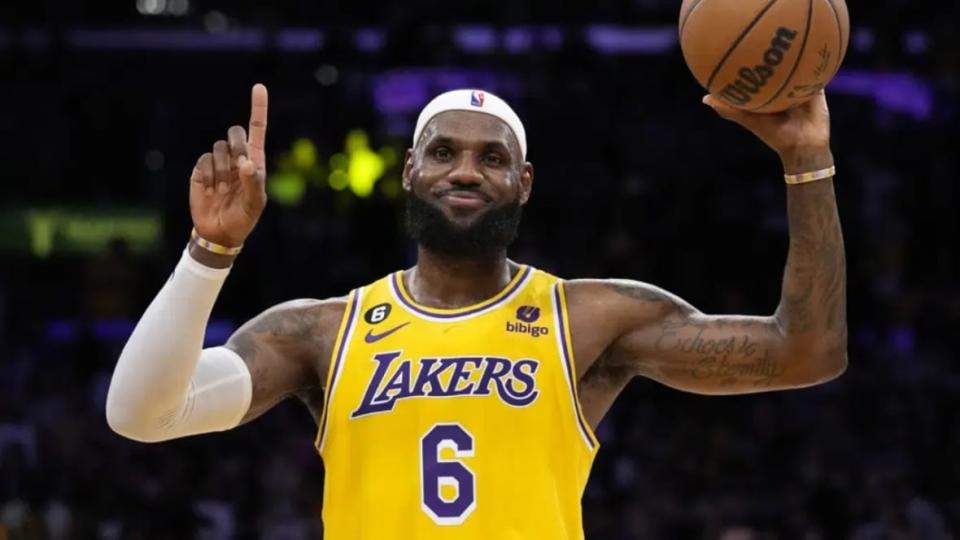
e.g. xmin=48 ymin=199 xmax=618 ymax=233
xmin=507 ymin=305 xmax=549 ymax=338
xmin=718 ymin=26 xmax=798 ymax=107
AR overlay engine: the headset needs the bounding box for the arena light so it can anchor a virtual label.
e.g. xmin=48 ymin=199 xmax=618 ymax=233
xmin=455 ymin=26 xmax=497 ymax=53
xmin=204 ymin=11 xmax=229 ymax=33
xmin=27 ymin=211 xmax=55 ymax=258
xmin=267 ymin=171 xmax=307 ymax=205
xmin=585 ymin=25 xmax=677 ymax=54
xmin=267 ymin=138 xmax=319 ymax=205
xmin=372 ymin=69 xmax=513 ymax=115
xmin=314 ymin=64 xmax=338 ymax=86
xmin=291 ymin=138 xmax=318 ymax=168
xmin=829 ymin=70 xmax=933 ymax=120
xmin=329 ymin=170 xmax=349 ymax=191
xmin=903 ymin=31 xmax=929 ymax=55
xmin=136 ymin=0 xmax=187 ymax=16
xmin=503 ymin=27 xmax=533 ymax=53
xmin=67 ymin=29 xmax=264 ymax=51
xmin=347 ymin=151 xmax=384 ymax=197
xmin=316 ymin=131 xmax=401 ymax=198
xmin=853 ymin=28 xmax=875 ymax=52
xmin=136 ymin=0 xmax=165 ymax=15
xmin=167 ymin=0 xmax=189 ymax=16
xmin=276 ymin=29 xmax=324 ymax=52
xmin=355 ymin=28 xmax=385 ymax=53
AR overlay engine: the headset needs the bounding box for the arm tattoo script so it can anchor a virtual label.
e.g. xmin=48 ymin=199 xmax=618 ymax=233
xmin=601 ymin=282 xmax=785 ymax=389
xmin=653 ymin=319 xmax=785 ymax=388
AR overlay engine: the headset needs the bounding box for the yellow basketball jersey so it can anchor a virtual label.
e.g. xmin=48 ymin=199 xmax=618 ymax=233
xmin=316 ymin=265 xmax=599 ymax=539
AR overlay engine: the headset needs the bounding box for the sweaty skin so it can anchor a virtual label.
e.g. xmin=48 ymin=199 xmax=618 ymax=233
xmin=196 ymin=93 xmax=846 ymax=432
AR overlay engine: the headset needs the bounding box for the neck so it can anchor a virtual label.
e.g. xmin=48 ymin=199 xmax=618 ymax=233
xmin=406 ymin=246 xmax=516 ymax=309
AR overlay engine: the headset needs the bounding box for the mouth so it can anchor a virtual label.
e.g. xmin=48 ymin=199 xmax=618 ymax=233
xmin=436 ymin=189 xmax=491 ymax=209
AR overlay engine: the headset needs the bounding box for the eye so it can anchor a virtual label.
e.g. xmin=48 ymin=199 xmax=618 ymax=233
xmin=482 ymin=153 xmax=504 ymax=166
xmin=432 ymin=146 xmax=452 ymax=161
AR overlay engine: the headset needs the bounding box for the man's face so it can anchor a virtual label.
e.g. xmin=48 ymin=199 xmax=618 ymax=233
xmin=403 ymin=110 xmax=534 ymax=258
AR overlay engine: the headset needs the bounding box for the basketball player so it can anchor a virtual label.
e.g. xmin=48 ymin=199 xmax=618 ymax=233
xmin=106 ymin=84 xmax=846 ymax=538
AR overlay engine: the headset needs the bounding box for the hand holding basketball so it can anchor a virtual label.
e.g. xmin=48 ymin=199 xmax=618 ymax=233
xmin=189 ymin=84 xmax=269 ymax=247
xmin=680 ymin=0 xmax=849 ymax=113
xmin=703 ymin=90 xmax=832 ymax=172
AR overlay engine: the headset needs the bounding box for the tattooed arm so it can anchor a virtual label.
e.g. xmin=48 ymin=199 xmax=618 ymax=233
xmin=227 ymin=298 xmax=346 ymax=424
xmin=569 ymin=274 xmax=844 ymax=397
xmin=567 ymin=92 xmax=846 ymax=396
xmin=572 ymin=175 xmax=847 ymax=393
xmin=567 ymin=176 xmax=846 ymax=395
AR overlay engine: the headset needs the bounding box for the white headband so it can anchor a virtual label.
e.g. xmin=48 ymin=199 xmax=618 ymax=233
xmin=412 ymin=89 xmax=527 ymax=159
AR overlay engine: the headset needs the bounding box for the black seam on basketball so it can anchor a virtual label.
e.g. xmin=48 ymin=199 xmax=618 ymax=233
xmin=705 ymin=0 xmax=781 ymax=91
xmin=822 ymin=0 xmax=846 ymax=77
xmin=679 ymin=0 xmax=708 ymax=39
xmin=748 ymin=0 xmax=814 ymax=111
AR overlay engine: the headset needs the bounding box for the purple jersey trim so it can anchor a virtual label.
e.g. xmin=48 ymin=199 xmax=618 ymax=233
xmin=391 ymin=266 xmax=532 ymax=320
xmin=553 ymin=284 xmax=597 ymax=451
xmin=317 ymin=287 xmax=362 ymax=452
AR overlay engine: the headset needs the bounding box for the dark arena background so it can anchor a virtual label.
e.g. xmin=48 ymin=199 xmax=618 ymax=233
xmin=2 ymin=0 xmax=960 ymax=538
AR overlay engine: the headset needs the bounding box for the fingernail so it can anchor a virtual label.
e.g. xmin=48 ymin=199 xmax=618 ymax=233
xmin=218 ymin=182 xmax=228 ymax=194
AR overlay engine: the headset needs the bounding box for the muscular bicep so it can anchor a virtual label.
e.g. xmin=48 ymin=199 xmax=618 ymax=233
xmin=568 ymin=279 xmax=829 ymax=395
xmin=226 ymin=298 xmax=345 ymax=424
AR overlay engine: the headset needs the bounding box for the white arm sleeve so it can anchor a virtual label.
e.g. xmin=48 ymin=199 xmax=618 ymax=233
xmin=105 ymin=249 xmax=253 ymax=443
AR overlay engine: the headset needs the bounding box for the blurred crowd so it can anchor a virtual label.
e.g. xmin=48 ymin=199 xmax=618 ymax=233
xmin=2 ymin=1 xmax=960 ymax=538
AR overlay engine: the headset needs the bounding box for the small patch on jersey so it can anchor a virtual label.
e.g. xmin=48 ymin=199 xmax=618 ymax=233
xmin=364 ymin=302 xmax=392 ymax=324
xmin=507 ymin=306 xmax=549 ymax=337
xmin=516 ymin=305 xmax=540 ymax=323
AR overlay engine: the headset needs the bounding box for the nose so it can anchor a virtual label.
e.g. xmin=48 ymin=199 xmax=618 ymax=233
xmin=447 ymin=153 xmax=484 ymax=186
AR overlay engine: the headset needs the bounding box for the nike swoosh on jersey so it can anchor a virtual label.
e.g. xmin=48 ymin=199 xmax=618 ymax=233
xmin=364 ymin=322 xmax=410 ymax=344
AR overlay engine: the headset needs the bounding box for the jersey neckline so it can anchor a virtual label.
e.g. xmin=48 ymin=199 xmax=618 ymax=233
xmin=390 ymin=265 xmax=533 ymax=321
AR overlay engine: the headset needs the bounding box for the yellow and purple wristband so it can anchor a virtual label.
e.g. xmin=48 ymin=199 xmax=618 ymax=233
xmin=784 ymin=165 xmax=836 ymax=185
xmin=190 ymin=228 xmax=243 ymax=256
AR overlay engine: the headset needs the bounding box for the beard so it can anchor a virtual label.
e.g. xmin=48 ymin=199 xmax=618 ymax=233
xmin=404 ymin=190 xmax=523 ymax=259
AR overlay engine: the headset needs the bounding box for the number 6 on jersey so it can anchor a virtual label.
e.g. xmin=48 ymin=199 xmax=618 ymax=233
xmin=420 ymin=424 xmax=476 ymax=525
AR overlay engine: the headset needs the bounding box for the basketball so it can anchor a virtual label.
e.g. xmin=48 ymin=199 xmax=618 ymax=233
xmin=679 ymin=0 xmax=850 ymax=113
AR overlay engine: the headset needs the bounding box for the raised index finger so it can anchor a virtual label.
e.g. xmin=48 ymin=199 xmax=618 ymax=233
xmin=247 ymin=83 xmax=268 ymax=168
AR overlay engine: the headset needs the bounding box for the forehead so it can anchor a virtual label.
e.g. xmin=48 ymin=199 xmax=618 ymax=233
xmin=420 ymin=110 xmax=518 ymax=150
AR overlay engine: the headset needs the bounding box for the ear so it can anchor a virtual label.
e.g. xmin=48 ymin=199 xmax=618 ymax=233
xmin=518 ymin=162 xmax=534 ymax=206
xmin=402 ymin=149 xmax=414 ymax=192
